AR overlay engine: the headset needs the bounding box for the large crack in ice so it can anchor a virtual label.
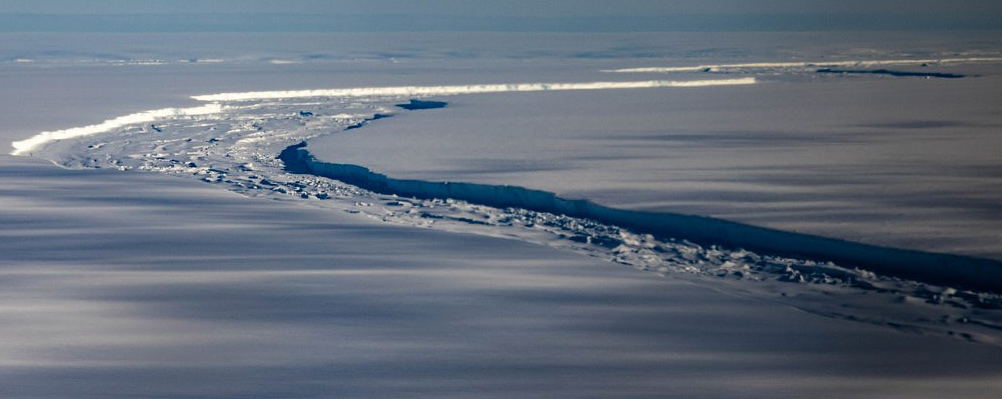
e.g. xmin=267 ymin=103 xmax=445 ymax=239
xmin=280 ymin=141 xmax=1002 ymax=292
xmin=12 ymin=79 xmax=1002 ymax=346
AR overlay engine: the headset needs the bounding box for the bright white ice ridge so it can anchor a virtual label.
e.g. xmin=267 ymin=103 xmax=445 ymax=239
xmin=603 ymin=57 xmax=1002 ymax=73
xmin=10 ymin=104 xmax=225 ymax=156
xmin=10 ymin=78 xmax=755 ymax=156
xmin=190 ymin=78 xmax=756 ymax=102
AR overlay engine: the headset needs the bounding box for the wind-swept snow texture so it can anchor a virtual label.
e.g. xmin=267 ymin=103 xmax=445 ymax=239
xmin=5 ymin=155 xmax=1002 ymax=399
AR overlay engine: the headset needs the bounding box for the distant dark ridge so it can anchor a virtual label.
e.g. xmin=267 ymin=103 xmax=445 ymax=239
xmin=817 ymin=68 xmax=966 ymax=78
xmin=279 ymin=141 xmax=1002 ymax=292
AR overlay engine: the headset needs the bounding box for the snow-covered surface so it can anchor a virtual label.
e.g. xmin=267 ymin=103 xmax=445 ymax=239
xmin=10 ymin=104 xmax=225 ymax=155
xmin=3 ymin=31 xmax=1002 ymax=397
xmin=4 ymin=154 xmax=1002 ymax=398
xmin=311 ymin=63 xmax=1002 ymax=261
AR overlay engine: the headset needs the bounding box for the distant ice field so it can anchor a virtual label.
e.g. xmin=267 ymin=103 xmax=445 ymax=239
xmin=5 ymin=31 xmax=1002 ymax=348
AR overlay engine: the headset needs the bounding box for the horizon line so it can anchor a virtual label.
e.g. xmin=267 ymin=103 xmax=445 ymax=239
xmin=1 ymin=13 xmax=1000 ymax=33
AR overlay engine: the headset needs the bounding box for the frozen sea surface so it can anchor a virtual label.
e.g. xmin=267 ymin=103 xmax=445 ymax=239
xmin=4 ymin=31 xmax=1002 ymax=397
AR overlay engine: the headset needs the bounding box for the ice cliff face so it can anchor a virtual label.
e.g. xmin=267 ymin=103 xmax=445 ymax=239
xmin=282 ymin=141 xmax=1002 ymax=292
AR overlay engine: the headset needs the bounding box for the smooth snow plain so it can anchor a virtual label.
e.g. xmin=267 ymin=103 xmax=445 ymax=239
xmin=314 ymin=62 xmax=1002 ymax=262
xmin=3 ymin=31 xmax=1002 ymax=398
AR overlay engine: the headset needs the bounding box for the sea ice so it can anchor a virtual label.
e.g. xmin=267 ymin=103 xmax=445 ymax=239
xmin=3 ymin=30 xmax=1002 ymax=398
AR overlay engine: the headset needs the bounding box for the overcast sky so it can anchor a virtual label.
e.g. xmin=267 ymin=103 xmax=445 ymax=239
xmin=2 ymin=1 xmax=1000 ymax=31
